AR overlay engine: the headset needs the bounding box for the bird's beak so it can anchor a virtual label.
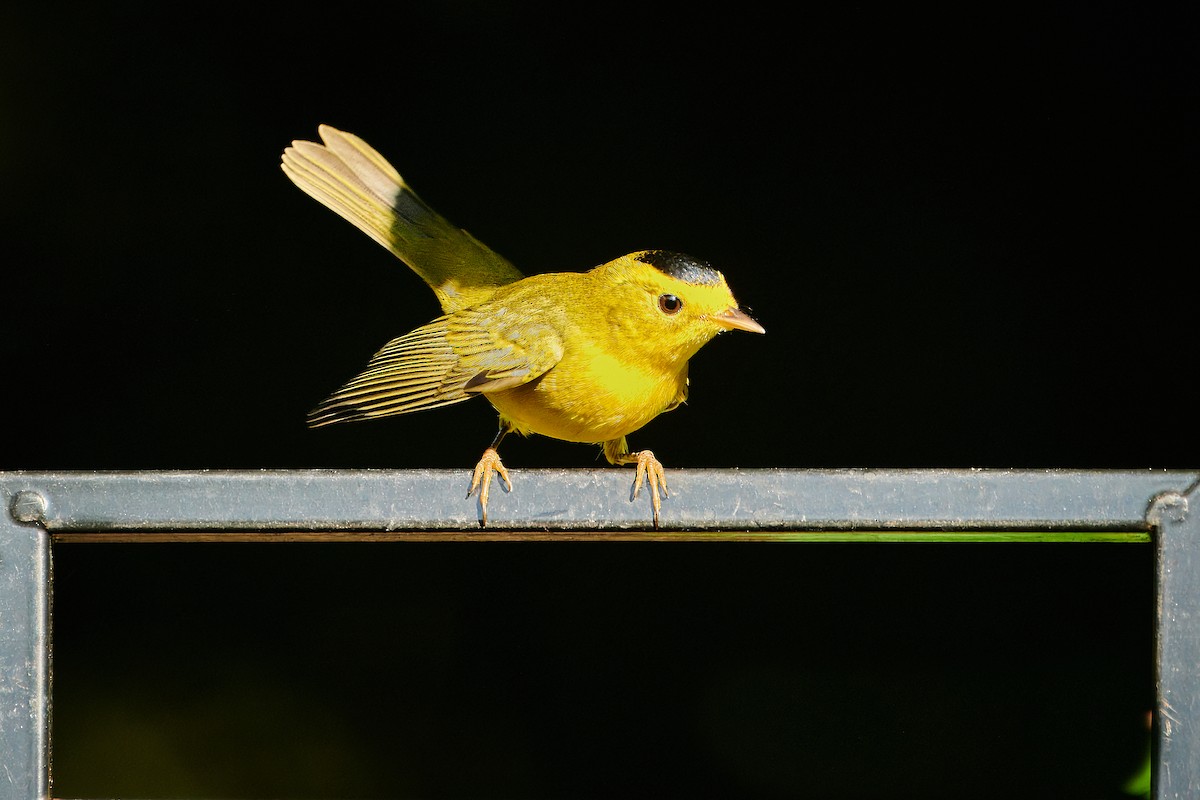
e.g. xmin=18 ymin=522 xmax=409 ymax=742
xmin=712 ymin=307 xmax=766 ymax=334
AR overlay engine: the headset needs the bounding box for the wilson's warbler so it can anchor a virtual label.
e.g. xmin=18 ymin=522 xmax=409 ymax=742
xmin=281 ymin=125 xmax=764 ymax=527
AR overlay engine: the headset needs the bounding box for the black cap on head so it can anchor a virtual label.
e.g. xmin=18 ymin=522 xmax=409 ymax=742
xmin=636 ymin=250 xmax=721 ymax=286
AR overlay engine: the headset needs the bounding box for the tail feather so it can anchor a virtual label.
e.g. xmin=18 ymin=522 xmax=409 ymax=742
xmin=282 ymin=125 xmax=523 ymax=312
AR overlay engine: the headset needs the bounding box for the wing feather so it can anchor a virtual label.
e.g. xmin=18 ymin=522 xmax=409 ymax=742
xmin=307 ymin=307 xmax=564 ymax=427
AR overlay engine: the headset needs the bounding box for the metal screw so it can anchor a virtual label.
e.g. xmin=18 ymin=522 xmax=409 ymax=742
xmin=10 ymin=490 xmax=47 ymax=524
xmin=1148 ymin=491 xmax=1189 ymax=526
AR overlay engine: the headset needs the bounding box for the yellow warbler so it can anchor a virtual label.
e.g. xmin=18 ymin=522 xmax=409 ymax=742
xmin=282 ymin=125 xmax=764 ymax=527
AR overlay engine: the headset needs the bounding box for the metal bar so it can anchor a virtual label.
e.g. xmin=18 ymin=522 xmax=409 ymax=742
xmin=0 ymin=494 xmax=51 ymax=800
xmin=1152 ymin=481 xmax=1200 ymax=799
xmin=2 ymin=468 xmax=1196 ymax=800
xmin=1 ymin=468 xmax=1194 ymax=533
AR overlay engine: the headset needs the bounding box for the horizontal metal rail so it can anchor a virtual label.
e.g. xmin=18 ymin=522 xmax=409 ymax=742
xmin=3 ymin=467 xmax=1195 ymax=534
xmin=2 ymin=468 xmax=1197 ymax=799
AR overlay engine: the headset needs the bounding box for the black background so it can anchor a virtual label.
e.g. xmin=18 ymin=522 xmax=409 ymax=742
xmin=3 ymin=2 xmax=1193 ymax=797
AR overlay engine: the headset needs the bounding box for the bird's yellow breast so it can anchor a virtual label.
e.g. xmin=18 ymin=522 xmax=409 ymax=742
xmin=485 ymin=339 xmax=686 ymax=444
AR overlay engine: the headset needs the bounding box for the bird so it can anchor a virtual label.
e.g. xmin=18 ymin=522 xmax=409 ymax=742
xmin=281 ymin=125 xmax=764 ymax=528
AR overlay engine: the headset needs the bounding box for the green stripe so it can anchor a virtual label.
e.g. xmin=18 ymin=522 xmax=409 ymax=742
xmin=669 ymin=531 xmax=1150 ymax=543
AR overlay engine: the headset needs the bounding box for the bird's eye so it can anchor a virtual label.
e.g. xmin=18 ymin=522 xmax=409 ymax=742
xmin=658 ymin=294 xmax=682 ymax=315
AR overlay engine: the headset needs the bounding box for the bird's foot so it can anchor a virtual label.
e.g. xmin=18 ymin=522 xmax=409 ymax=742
xmin=467 ymin=447 xmax=511 ymax=527
xmin=629 ymin=450 xmax=668 ymax=529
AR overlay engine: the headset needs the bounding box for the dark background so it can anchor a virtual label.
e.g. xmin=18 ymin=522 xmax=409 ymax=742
xmin=3 ymin=2 xmax=1193 ymax=797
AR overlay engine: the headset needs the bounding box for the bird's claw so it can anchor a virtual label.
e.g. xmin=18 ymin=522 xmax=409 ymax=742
xmin=630 ymin=450 xmax=668 ymax=529
xmin=467 ymin=447 xmax=511 ymax=526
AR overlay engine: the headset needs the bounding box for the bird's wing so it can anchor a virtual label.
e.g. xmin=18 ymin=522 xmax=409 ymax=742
xmin=307 ymin=309 xmax=563 ymax=427
xmin=282 ymin=125 xmax=525 ymax=314
xmin=447 ymin=309 xmax=565 ymax=394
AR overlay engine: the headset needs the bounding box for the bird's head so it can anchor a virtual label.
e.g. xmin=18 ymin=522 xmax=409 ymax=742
xmin=596 ymin=250 xmax=764 ymax=365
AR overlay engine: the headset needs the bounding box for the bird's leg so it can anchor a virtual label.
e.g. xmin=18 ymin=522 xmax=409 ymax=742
xmin=603 ymin=438 xmax=668 ymax=530
xmin=467 ymin=426 xmax=512 ymax=527
xmin=630 ymin=451 xmax=668 ymax=529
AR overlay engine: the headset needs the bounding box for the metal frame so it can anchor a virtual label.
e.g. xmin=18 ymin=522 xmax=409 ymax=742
xmin=2 ymin=468 xmax=1197 ymax=799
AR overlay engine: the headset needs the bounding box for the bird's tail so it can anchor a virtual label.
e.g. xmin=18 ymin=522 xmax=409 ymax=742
xmin=281 ymin=125 xmax=523 ymax=313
